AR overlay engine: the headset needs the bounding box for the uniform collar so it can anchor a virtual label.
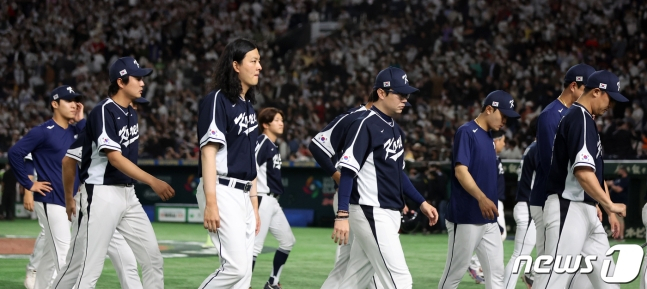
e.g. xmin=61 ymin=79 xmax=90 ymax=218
xmin=371 ymin=106 xmax=393 ymax=126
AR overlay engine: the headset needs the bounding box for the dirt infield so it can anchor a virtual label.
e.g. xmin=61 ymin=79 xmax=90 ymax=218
xmin=0 ymin=238 xmax=35 ymax=255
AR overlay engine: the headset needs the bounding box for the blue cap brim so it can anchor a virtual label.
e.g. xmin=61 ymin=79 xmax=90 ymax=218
xmin=500 ymin=108 xmax=521 ymax=118
xmin=608 ymin=91 xmax=629 ymax=102
xmin=130 ymin=68 xmax=153 ymax=77
xmin=392 ymin=84 xmax=419 ymax=95
xmin=405 ymin=102 xmax=411 ymax=107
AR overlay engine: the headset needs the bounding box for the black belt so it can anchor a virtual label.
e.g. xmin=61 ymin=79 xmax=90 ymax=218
xmin=218 ymin=177 xmax=252 ymax=192
xmin=263 ymin=192 xmax=280 ymax=198
xmin=114 ymin=184 xmax=134 ymax=187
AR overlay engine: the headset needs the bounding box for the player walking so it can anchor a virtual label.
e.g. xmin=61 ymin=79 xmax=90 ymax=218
xmin=333 ymin=67 xmax=439 ymax=289
xmin=22 ymin=154 xmax=46 ymax=289
xmin=503 ymin=137 xmax=537 ymax=289
xmin=528 ymin=64 xmax=595 ymax=286
xmin=52 ymin=57 xmax=175 ymax=289
xmin=438 ymin=90 xmax=520 ymax=289
xmin=310 ymin=88 xmax=384 ymax=289
xmin=536 ymin=70 xmax=627 ymax=289
xmin=196 ymin=38 xmax=262 ymax=289
xmin=252 ymin=107 xmax=296 ymax=289
xmin=8 ymin=85 xmax=85 ymax=289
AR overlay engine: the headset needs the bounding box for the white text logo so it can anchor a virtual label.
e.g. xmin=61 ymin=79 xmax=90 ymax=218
xmin=383 ymin=137 xmax=403 ymax=161
xmin=234 ymin=113 xmax=258 ymax=135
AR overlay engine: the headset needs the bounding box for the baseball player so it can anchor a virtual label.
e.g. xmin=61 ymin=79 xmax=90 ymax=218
xmin=467 ymin=129 xmax=507 ymax=285
xmin=536 ymin=70 xmax=627 ymax=289
xmin=333 ymin=67 xmax=439 ymax=289
xmin=22 ymin=154 xmax=46 ymax=289
xmin=529 ymin=64 xmax=596 ymax=284
xmin=251 ymin=107 xmax=296 ymax=289
xmin=8 ymin=85 xmax=85 ymax=289
xmin=438 ymin=90 xmax=520 ymax=289
xmin=52 ymin=57 xmax=175 ymax=289
xmin=503 ymin=138 xmax=537 ymax=289
xmin=196 ymin=38 xmax=262 ymax=289
xmin=309 ymin=84 xmax=383 ymax=289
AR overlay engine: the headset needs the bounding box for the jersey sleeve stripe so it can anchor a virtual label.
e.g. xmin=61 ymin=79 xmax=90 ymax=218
xmin=571 ymin=161 xmax=596 ymax=173
xmin=199 ymin=90 xmax=227 ymax=149
xmin=335 ymin=113 xmax=373 ymax=175
xmin=311 ymin=137 xmax=334 ymax=158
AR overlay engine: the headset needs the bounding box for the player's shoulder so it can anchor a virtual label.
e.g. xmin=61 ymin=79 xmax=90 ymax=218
xmin=523 ymin=141 xmax=537 ymax=156
xmin=456 ymin=121 xmax=478 ymax=134
xmin=562 ymin=103 xmax=590 ymax=122
xmin=539 ymin=100 xmax=565 ymax=118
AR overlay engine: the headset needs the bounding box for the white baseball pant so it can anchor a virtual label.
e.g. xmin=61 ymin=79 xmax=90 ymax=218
xmin=438 ymin=221 xmax=505 ymax=289
xmin=26 ymin=221 xmax=45 ymax=272
xmin=321 ymin=192 xmax=383 ymax=289
xmin=503 ymin=202 xmax=536 ymax=289
xmin=497 ymin=200 xmax=507 ymax=241
xmin=196 ymin=178 xmax=256 ymax=289
xmin=33 ymin=201 xmax=71 ymax=289
xmin=52 ymin=184 xmax=164 ymax=289
xmin=536 ymin=194 xmax=618 ymax=289
xmin=252 ymin=193 xmax=296 ymax=282
xmin=338 ymin=205 xmax=412 ymax=289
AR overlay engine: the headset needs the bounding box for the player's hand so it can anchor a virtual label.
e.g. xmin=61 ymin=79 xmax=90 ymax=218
xmin=596 ymin=205 xmax=603 ymax=222
xmin=402 ymin=204 xmax=409 ymax=215
xmin=332 ymin=216 xmax=350 ymax=245
xmin=204 ymin=203 xmax=220 ymax=233
xmin=151 ymin=179 xmax=175 ymax=201
xmin=65 ymin=197 xmax=76 ymax=222
xmin=477 ymin=197 xmax=499 ymax=220
xmin=420 ymin=202 xmax=439 ymax=226
xmin=73 ymin=103 xmax=84 ymax=123
xmin=604 ymin=203 xmax=626 ymax=217
xmin=608 ymin=213 xmax=621 ymax=239
xmin=30 ymin=181 xmax=52 ymax=196
xmin=23 ymin=190 xmax=34 ymax=212
xmin=255 ymin=211 xmax=261 ymax=236
xmin=332 ymin=171 xmax=341 ymax=185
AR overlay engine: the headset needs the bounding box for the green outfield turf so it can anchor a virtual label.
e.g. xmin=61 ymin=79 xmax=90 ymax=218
xmin=0 ymin=219 xmax=642 ymax=288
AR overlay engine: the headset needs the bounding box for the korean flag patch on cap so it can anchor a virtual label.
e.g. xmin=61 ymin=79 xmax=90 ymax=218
xmin=383 ymin=81 xmax=390 ymax=87
xmin=119 ymin=69 xmax=127 ymax=76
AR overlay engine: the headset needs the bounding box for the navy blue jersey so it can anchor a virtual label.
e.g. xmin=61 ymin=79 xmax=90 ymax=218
xmin=255 ymin=134 xmax=283 ymax=194
xmin=312 ymin=105 xmax=368 ymax=168
xmin=25 ymin=154 xmax=35 ymax=177
xmin=66 ymin=129 xmax=87 ymax=182
xmin=81 ymin=98 xmax=139 ymax=185
xmin=197 ymin=90 xmax=258 ymax=181
xmin=516 ymin=141 xmax=538 ymax=202
xmin=336 ymin=107 xmax=406 ymax=210
xmin=610 ymin=177 xmax=629 ymax=204
xmin=529 ymin=99 xmax=567 ymax=207
xmin=8 ymin=119 xmax=85 ymax=206
xmin=546 ymin=103 xmax=603 ymax=203
xmin=447 ymin=120 xmax=498 ymax=224
xmin=497 ymin=157 xmax=505 ymax=201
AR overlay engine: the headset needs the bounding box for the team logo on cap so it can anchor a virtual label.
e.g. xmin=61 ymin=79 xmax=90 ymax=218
xmin=492 ymin=101 xmax=499 ymax=107
xmin=510 ymin=100 xmax=514 ymax=108
xmin=599 ymin=83 xmax=607 ymax=89
xmin=120 ymin=69 xmax=127 ymax=76
xmin=67 ymin=87 xmax=75 ymax=93
xmin=576 ymin=76 xmax=583 ymax=82
xmin=383 ymin=81 xmax=391 ymax=87
xmin=618 ymin=82 xmax=621 ymax=90
xmin=134 ymin=60 xmax=140 ymax=68
xmin=402 ymin=75 xmax=409 ymax=84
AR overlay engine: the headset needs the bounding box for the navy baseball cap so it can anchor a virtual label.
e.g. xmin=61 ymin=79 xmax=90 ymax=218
xmin=585 ymin=70 xmax=628 ymax=102
xmin=483 ymin=90 xmax=520 ymax=118
xmin=133 ymin=97 xmax=150 ymax=104
xmin=49 ymin=85 xmax=82 ymax=103
xmin=109 ymin=57 xmax=153 ymax=83
xmin=373 ymin=67 xmax=419 ymax=95
xmin=564 ymin=64 xmax=595 ymax=85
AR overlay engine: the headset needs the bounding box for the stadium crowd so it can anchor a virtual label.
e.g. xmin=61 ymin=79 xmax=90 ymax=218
xmin=2 ymin=0 xmax=647 ymax=162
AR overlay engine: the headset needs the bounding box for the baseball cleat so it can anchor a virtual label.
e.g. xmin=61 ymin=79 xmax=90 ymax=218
xmin=24 ymin=269 xmax=36 ymax=289
xmin=522 ymin=272 xmax=533 ymax=289
xmin=263 ymin=282 xmax=282 ymax=289
xmin=468 ymin=267 xmax=485 ymax=284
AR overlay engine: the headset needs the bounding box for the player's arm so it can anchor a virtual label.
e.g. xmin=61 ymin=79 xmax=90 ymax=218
xmin=8 ymin=128 xmax=52 ymax=195
xmin=308 ymin=141 xmax=339 ymax=183
xmin=62 ymin=156 xmax=78 ymax=221
xmin=535 ymin=112 xmax=559 ymax=175
xmin=452 ymin=129 xmax=498 ymax=220
xmin=250 ymin=178 xmax=260 ymax=235
xmin=201 ymin=143 xmax=220 ymax=232
xmin=22 ymin=157 xmax=35 ymax=212
xmin=105 ymin=151 xmax=174 ymax=200
xmin=573 ymin=167 xmax=624 ymax=216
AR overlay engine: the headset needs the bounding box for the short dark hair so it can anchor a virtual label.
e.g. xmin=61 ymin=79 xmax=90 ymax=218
xmin=583 ymin=87 xmax=593 ymax=95
xmin=50 ymin=99 xmax=60 ymax=112
xmin=563 ymin=81 xmax=586 ymax=89
xmin=212 ymin=38 xmax=259 ymax=104
xmin=108 ymin=76 xmax=131 ymax=96
xmin=491 ymin=129 xmax=505 ymax=139
xmin=258 ymin=107 xmax=284 ymax=133
xmin=369 ymin=88 xmax=380 ymax=102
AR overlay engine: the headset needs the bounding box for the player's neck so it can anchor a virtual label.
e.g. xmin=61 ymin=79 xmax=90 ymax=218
xmin=111 ymin=92 xmax=133 ymax=108
xmin=264 ymin=132 xmax=278 ymax=143
xmin=240 ymin=83 xmax=249 ymax=100
xmin=574 ymin=97 xmax=593 ymax=114
xmin=557 ymin=91 xmax=576 ymax=107
xmin=372 ymin=102 xmax=394 ymax=118
xmin=474 ymin=114 xmax=489 ymax=131
xmin=51 ymin=113 xmax=70 ymax=129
